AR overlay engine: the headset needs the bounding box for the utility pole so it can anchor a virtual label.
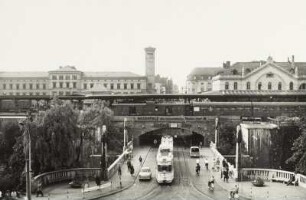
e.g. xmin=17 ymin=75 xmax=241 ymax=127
xmin=20 ymin=113 xmax=32 ymax=200
xmin=101 ymin=125 xmax=108 ymax=181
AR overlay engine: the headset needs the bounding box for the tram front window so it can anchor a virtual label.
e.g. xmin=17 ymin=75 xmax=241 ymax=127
xmin=158 ymin=165 xmax=172 ymax=172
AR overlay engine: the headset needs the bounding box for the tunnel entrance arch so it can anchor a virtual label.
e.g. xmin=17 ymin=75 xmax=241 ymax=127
xmin=139 ymin=128 xmax=204 ymax=147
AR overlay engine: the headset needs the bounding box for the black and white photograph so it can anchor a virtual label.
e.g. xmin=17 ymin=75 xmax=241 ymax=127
xmin=0 ymin=0 xmax=306 ymax=199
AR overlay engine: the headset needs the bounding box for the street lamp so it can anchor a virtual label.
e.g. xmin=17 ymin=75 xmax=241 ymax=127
xmin=123 ymin=118 xmax=128 ymax=152
xmin=19 ymin=115 xmax=32 ymax=200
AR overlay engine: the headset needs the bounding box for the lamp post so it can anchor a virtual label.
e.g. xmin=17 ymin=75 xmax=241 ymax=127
xmin=123 ymin=118 xmax=127 ymax=152
xmin=101 ymin=125 xmax=108 ymax=181
xmin=19 ymin=114 xmax=32 ymax=200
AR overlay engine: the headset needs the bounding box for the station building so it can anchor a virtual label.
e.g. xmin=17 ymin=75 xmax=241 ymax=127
xmin=0 ymin=47 xmax=173 ymax=96
xmin=187 ymin=56 xmax=306 ymax=94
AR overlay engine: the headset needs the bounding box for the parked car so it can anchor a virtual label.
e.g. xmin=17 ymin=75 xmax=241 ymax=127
xmin=139 ymin=166 xmax=152 ymax=181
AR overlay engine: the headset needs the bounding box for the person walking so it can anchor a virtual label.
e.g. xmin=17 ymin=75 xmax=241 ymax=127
xmin=204 ymin=158 xmax=209 ymax=170
xmin=139 ymin=155 xmax=143 ymax=165
xmin=36 ymin=183 xmax=44 ymax=197
xmin=130 ymin=164 xmax=135 ymax=176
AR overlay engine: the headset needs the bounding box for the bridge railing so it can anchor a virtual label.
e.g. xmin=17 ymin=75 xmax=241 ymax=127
xmin=33 ymin=144 xmax=132 ymax=189
xmin=210 ymin=142 xmax=236 ymax=178
xmin=240 ymin=168 xmax=306 ymax=189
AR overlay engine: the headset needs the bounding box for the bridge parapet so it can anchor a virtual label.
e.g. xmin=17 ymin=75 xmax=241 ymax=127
xmin=33 ymin=146 xmax=130 ymax=190
xmin=240 ymin=168 xmax=306 ymax=189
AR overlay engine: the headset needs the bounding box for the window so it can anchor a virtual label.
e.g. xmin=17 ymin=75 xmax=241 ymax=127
xmin=90 ymin=83 xmax=94 ymax=88
xmin=53 ymin=82 xmax=56 ymax=88
xmin=3 ymin=84 xmax=6 ymax=89
xmin=268 ymin=82 xmax=272 ymax=90
xmin=16 ymin=84 xmax=20 ymax=90
xmin=72 ymin=75 xmax=77 ymax=80
xmin=29 ymin=84 xmax=33 ymax=90
xmin=225 ymin=82 xmax=229 ymax=90
xmin=65 ymin=75 xmax=70 ymax=80
xmin=36 ymin=84 xmax=39 ymax=89
xmin=43 ymin=84 xmax=46 ymax=89
xmin=29 ymin=92 xmax=33 ymax=96
xmin=266 ymin=73 xmax=274 ymax=78
xmin=165 ymin=106 xmax=173 ymax=115
xmin=129 ymin=106 xmax=137 ymax=115
xmin=16 ymin=92 xmax=20 ymax=96
xmin=36 ymin=92 xmax=40 ymax=96
xmin=117 ymin=83 xmax=121 ymax=89
xmin=73 ymin=82 xmax=77 ymax=88
xmin=66 ymin=91 xmax=70 ymax=95
xmin=278 ymin=82 xmax=282 ymax=90
xmin=137 ymin=83 xmax=141 ymax=90
xmin=23 ymin=83 xmax=26 ymax=89
xmin=84 ymin=83 xmax=87 ymax=89
xmin=59 ymin=75 xmax=63 ymax=80
xmin=290 ymin=82 xmax=294 ymax=90
xmin=131 ymin=83 xmax=134 ymax=89
xmin=104 ymin=83 xmax=107 ymax=88
xmin=10 ymin=84 xmax=13 ymax=89
xmin=59 ymin=82 xmax=63 ymax=88
xmin=232 ymin=69 xmax=238 ymax=75
xmin=110 ymin=83 xmax=114 ymax=90
xmin=246 ymin=82 xmax=250 ymax=90
xmin=234 ymin=82 xmax=238 ymax=90
xmin=52 ymin=75 xmax=57 ymax=80
xmin=66 ymin=82 xmax=70 ymax=88
xmin=258 ymin=82 xmax=262 ymax=90
xmin=59 ymin=91 xmax=63 ymax=96
xmin=124 ymin=83 xmax=127 ymax=89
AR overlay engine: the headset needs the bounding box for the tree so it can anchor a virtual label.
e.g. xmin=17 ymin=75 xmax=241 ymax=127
xmin=31 ymin=101 xmax=79 ymax=173
xmin=286 ymin=120 xmax=306 ymax=174
xmin=0 ymin=121 xmax=21 ymax=164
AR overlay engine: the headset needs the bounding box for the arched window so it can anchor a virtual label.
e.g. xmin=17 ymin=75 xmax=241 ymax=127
xmin=258 ymin=82 xmax=262 ymax=90
xmin=290 ymin=82 xmax=294 ymax=90
xmin=246 ymin=82 xmax=251 ymax=90
xmin=225 ymin=82 xmax=229 ymax=90
xmin=268 ymin=82 xmax=272 ymax=90
xmin=234 ymin=82 xmax=238 ymax=90
xmin=245 ymin=68 xmax=251 ymax=74
xmin=278 ymin=82 xmax=282 ymax=90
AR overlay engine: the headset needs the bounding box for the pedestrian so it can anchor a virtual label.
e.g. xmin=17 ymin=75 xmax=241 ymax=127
xmin=139 ymin=155 xmax=143 ymax=164
xmin=204 ymin=158 xmax=209 ymax=170
xmin=224 ymin=168 xmax=229 ymax=182
xmin=216 ymin=157 xmax=220 ymax=172
xmin=36 ymin=183 xmax=44 ymax=197
xmin=118 ymin=165 xmax=122 ymax=177
xmin=130 ymin=165 xmax=134 ymax=176
xmin=127 ymin=159 xmax=132 ymax=171
xmin=95 ymin=175 xmax=101 ymax=186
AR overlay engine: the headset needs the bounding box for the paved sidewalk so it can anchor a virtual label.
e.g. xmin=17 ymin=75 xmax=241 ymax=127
xmin=28 ymin=146 xmax=151 ymax=200
xmin=201 ymin=148 xmax=306 ymax=200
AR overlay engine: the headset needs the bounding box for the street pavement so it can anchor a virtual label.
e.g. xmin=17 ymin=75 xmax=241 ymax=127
xmin=21 ymin=146 xmax=306 ymax=200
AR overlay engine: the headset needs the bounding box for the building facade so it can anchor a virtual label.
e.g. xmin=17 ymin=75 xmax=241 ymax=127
xmin=187 ymin=56 xmax=306 ymax=93
xmin=0 ymin=47 xmax=169 ymax=96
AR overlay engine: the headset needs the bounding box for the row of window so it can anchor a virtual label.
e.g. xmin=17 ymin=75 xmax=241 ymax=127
xmin=52 ymin=75 xmax=78 ymax=80
xmin=2 ymin=92 xmax=48 ymax=96
xmin=225 ymin=81 xmax=294 ymax=90
xmin=2 ymin=83 xmax=47 ymax=90
xmin=83 ymin=83 xmax=142 ymax=90
xmin=53 ymin=82 xmax=77 ymax=89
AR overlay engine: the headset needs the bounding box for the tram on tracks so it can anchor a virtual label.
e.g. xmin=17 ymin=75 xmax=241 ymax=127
xmin=156 ymin=135 xmax=174 ymax=184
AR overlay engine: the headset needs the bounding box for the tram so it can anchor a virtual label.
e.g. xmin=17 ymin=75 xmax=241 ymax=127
xmin=156 ymin=135 xmax=174 ymax=184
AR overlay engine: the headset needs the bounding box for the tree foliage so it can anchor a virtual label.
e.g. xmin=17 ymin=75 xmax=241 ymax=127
xmin=286 ymin=120 xmax=306 ymax=174
xmin=31 ymin=101 xmax=79 ymax=173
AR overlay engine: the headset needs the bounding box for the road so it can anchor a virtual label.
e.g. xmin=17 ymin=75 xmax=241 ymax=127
xmin=101 ymin=145 xmax=248 ymax=200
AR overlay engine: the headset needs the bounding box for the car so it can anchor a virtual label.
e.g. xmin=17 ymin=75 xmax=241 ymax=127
xmin=139 ymin=166 xmax=152 ymax=181
xmin=190 ymin=146 xmax=200 ymax=158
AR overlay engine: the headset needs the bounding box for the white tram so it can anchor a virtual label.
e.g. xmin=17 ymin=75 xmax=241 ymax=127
xmin=156 ymin=135 xmax=174 ymax=184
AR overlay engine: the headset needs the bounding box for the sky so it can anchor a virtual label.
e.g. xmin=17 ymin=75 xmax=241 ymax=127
xmin=1 ymin=0 xmax=306 ymax=87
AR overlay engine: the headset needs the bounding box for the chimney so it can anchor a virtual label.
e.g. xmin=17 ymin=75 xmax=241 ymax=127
xmin=223 ymin=61 xmax=231 ymax=69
